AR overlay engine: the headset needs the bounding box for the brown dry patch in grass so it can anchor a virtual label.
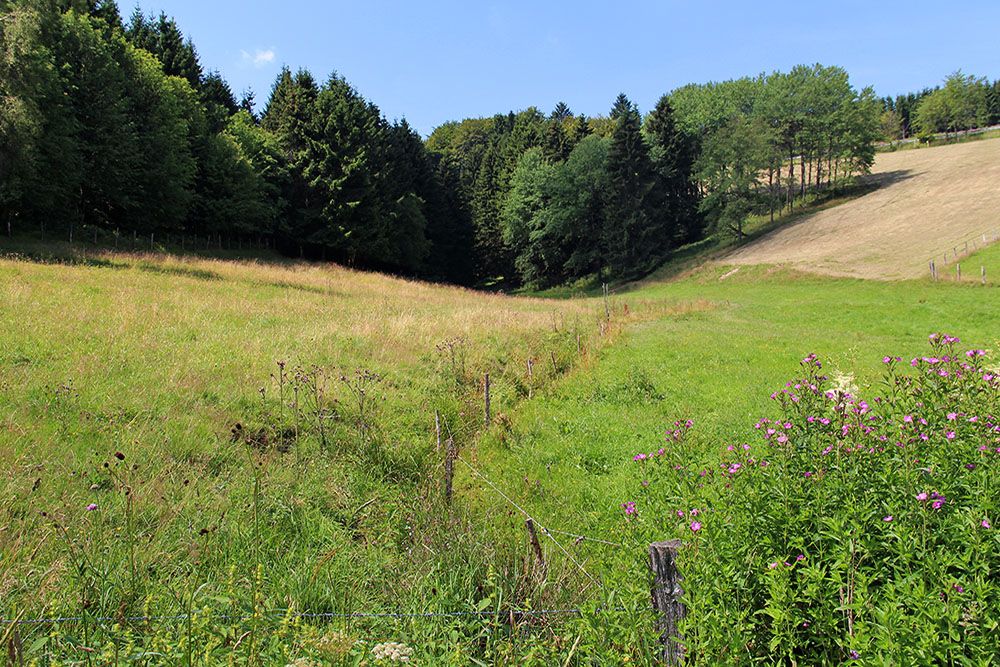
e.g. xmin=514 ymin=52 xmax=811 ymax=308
xmin=721 ymin=137 xmax=1000 ymax=280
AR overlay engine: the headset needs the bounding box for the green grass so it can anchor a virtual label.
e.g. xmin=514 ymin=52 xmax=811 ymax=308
xmin=876 ymin=127 xmax=1000 ymax=153
xmin=0 ymin=241 xmax=612 ymax=664
xmin=470 ymin=265 xmax=999 ymax=587
xmin=3 ymin=233 xmax=999 ymax=662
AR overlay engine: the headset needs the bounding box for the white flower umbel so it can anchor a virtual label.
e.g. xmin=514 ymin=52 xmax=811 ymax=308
xmin=371 ymin=641 xmax=414 ymax=663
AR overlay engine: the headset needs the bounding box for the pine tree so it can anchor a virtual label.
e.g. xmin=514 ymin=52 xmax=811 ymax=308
xmin=550 ymin=101 xmax=572 ymax=121
xmin=570 ymin=114 xmax=591 ymax=144
xmin=542 ymin=118 xmax=571 ymax=163
xmin=202 ymin=70 xmax=238 ymax=133
xmin=646 ymin=96 xmax=701 ymax=244
xmin=605 ymin=94 xmax=658 ymax=277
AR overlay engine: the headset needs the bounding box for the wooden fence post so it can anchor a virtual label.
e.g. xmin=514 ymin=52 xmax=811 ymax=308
xmin=525 ymin=518 xmax=546 ymax=573
xmin=444 ymin=437 xmax=455 ymax=504
xmin=957 ymin=263 xmax=961 ymax=281
xmin=483 ymin=373 xmax=491 ymax=426
xmin=982 ymin=266 xmax=987 ymax=286
xmin=526 ymin=359 xmax=534 ymax=398
xmin=649 ymin=540 xmax=685 ymax=665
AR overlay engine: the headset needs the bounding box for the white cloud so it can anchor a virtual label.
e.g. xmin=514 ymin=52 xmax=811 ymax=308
xmin=241 ymin=49 xmax=276 ymax=68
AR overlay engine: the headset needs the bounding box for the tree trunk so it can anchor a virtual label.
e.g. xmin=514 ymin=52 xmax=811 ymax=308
xmin=800 ymin=157 xmax=806 ymax=200
xmin=768 ymin=167 xmax=774 ymax=223
xmin=787 ymin=147 xmax=795 ymax=211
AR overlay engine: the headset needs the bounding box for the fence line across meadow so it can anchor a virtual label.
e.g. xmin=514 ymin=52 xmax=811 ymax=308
xmin=1 ymin=606 xmax=638 ymax=628
xmin=927 ymin=227 xmax=999 ymax=281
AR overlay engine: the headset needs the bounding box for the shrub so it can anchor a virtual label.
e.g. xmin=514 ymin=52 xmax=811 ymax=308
xmin=623 ymin=334 xmax=999 ymax=663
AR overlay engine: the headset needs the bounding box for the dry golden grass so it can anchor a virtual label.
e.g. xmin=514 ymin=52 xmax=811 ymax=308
xmin=0 ymin=250 xmax=597 ymax=467
xmin=722 ymin=137 xmax=1000 ymax=280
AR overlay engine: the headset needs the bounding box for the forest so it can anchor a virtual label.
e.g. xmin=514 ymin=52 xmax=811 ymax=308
xmin=3 ymin=1 xmax=999 ymax=288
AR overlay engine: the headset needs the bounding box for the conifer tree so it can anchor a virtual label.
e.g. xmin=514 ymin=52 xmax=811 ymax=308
xmin=605 ymin=94 xmax=658 ymax=276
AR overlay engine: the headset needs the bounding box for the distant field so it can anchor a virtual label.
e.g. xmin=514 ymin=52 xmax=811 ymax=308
xmin=723 ymin=137 xmax=1000 ymax=280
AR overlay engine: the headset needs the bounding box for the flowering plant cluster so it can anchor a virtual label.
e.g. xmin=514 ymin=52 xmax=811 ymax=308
xmin=623 ymin=335 xmax=999 ymax=663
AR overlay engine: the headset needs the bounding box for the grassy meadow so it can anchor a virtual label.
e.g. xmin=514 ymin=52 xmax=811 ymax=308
xmin=2 ymin=241 xmax=999 ymax=664
xmin=0 ymin=246 xmax=614 ymax=664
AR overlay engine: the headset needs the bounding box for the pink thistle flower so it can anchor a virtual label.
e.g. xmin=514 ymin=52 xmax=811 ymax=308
xmin=945 ymin=431 xmax=956 ymax=440
xmin=982 ymin=519 xmax=991 ymax=529
xmin=882 ymin=515 xmax=893 ymax=522
xmin=768 ymin=562 xmax=778 ymax=570
xmin=86 ymin=503 xmax=98 ymax=511
xmin=947 ymin=412 xmax=958 ymax=421
xmin=690 ymin=521 xmax=701 ymax=532
xmin=676 ymin=510 xmax=685 ymax=518
xmin=916 ymin=492 xmax=928 ymax=501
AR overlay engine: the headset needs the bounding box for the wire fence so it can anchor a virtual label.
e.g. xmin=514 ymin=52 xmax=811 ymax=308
xmin=1 ymin=606 xmax=637 ymax=628
xmin=931 ymin=227 xmax=999 ymax=266
xmin=3 ymin=312 xmax=633 ymax=633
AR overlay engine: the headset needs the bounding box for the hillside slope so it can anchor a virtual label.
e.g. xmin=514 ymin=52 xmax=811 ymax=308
xmin=722 ymin=137 xmax=1000 ymax=279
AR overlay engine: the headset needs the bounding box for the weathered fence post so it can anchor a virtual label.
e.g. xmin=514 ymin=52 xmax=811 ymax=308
xmin=957 ymin=263 xmax=962 ymax=281
xmin=483 ymin=373 xmax=491 ymax=426
xmin=444 ymin=437 xmax=455 ymax=504
xmin=550 ymin=351 xmax=558 ymax=375
xmin=982 ymin=266 xmax=987 ymax=286
xmin=929 ymin=260 xmax=935 ymax=280
xmin=649 ymin=540 xmax=685 ymax=665
xmin=525 ymin=518 xmax=546 ymax=573
xmin=526 ymin=358 xmax=534 ymax=398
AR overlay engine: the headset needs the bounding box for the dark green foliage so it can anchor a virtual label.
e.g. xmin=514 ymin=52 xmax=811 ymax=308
xmin=605 ymin=94 xmax=660 ymax=277
xmin=0 ymin=5 xmax=890 ymax=289
xmin=988 ymin=80 xmax=1000 ymax=126
xmin=126 ymin=10 xmax=202 ymax=89
xmin=646 ymin=96 xmax=702 ymax=244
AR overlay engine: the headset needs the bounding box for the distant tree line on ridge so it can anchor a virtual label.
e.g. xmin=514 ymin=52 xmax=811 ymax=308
xmin=3 ymin=1 xmax=987 ymax=288
xmin=881 ymin=72 xmax=1000 ymax=141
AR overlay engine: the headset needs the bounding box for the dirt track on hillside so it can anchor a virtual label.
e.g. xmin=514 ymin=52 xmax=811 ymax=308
xmin=721 ymin=138 xmax=1000 ymax=280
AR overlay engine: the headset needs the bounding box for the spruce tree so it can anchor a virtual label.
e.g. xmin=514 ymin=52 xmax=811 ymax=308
xmin=570 ymin=114 xmax=591 ymax=144
xmin=605 ymin=95 xmax=658 ymax=277
xmin=646 ymin=96 xmax=701 ymax=244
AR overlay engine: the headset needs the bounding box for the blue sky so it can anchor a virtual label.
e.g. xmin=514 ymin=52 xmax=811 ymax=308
xmin=132 ymin=1 xmax=1000 ymax=136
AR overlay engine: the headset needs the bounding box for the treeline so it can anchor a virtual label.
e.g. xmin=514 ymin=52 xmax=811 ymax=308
xmin=670 ymin=64 xmax=881 ymax=238
xmin=0 ymin=0 xmax=471 ymax=281
xmin=882 ymin=73 xmax=1000 ymax=141
xmin=1 ymin=2 xmax=898 ymax=287
xmin=425 ymin=97 xmax=700 ymax=286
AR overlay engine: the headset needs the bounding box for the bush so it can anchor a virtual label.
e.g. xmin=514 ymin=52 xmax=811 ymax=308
xmin=622 ymin=334 xmax=999 ymax=663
